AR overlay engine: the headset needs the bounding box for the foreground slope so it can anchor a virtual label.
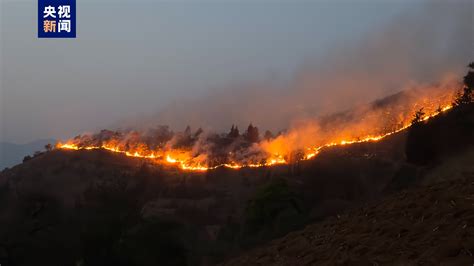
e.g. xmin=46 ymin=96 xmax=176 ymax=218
xmin=223 ymin=104 xmax=474 ymax=265
xmin=0 ymin=103 xmax=472 ymax=265
xmin=223 ymin=170 xmax=474 ymax=266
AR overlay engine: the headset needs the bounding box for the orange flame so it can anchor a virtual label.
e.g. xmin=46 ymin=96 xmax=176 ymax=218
xmin=57 ymin=103 xmax=453 ymax=171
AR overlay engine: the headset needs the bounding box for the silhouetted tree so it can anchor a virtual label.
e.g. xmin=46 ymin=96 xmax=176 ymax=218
xmin=151 ymin=125 xmax=174 ymax=144
xmin=227 ymin=125 xmax=240 ymax=138
xmin=464 ymin=62 xmax=474 ymax=88
xmin=193 ymin=127 xmax=203 ymax=138
xmin=242 ymin=179 xmax=306 ymax=243
xmin=172 ymin=126 xmax=193 ymax=148
xmin=22 ymin=155 xmax=32 ymax=162
xmin=44 ymin=143 xmax=53 ymax=152
xmin=454 ymin=62 xmax=474 ymax=106
xmin=184 ymin=125 xmax=191 ymax=136
xmin=245 ymin=124 xmax=259 ymax=143
xmin=454 ymin=87 xmax=473 ymax=107
xmin=411 ymin=108 xmax=425 ymax=125
xmin=263 ymin=130 xmax=274 ymax=141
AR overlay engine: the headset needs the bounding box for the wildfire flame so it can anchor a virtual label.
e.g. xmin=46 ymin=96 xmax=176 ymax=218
xmin=57 ymin=101 xmax=454 ymax=171
xmin=56 ymin=78 xmax=461 ymax=171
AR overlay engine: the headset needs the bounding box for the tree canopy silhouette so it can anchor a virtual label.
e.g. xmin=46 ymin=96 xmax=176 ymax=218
xmin=227 ymin=125 xmax=240 ymax=138
xmin=245 ymin=124 xmax=259 ymax=143
xmin=454 ymin=62 xmax=474 ymax=106
xmin=411 ymin=108 xmax=425 ymax=125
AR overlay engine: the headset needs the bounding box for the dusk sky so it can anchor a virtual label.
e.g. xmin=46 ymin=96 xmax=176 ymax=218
xmin=1 ymin=0 xmax=472 ymax=143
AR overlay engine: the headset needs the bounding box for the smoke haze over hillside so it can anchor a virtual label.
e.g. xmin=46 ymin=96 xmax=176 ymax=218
xmin=127 ymin=1 xmax=472 ymax=134
xmin=1 ymin=0 xmax=472 ymax=143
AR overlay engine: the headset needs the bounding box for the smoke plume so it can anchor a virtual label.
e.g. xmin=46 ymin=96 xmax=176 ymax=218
xmin=119 ymin=2 xmax=471 ymax=135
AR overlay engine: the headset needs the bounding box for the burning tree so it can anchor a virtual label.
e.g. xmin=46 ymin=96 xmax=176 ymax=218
xmin=411 ymin=108 xmax=425 ymax=125
xmin=56 ymin=68 xmax=462 ymax=171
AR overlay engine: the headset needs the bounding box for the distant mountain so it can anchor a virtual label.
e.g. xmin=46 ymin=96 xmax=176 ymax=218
xmin=0 ymin=139 xmax=55 ymax=169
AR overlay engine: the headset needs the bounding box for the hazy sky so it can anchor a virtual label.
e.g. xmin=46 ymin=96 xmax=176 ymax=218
xmin=0 ymin=0 xmax=472 ymax=143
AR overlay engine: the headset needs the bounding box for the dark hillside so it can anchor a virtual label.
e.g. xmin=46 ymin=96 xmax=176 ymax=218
xmin=223 ymin=172 xmax=474 ymax=266
xmin=406 ymin=103 xmax=474 ymax=165
xmin=0 ymin=104 xmax=473 ymax=266
xmin=222 ymin=104 xmax=474 ymax=265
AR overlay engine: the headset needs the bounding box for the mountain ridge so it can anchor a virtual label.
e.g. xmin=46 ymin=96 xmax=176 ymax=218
xmin=0 ymin=139 xmax=55 ymax=169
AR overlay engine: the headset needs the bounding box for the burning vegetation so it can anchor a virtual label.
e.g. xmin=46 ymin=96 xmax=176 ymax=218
xmin=57 ymin=70 xmax=473 ymax=171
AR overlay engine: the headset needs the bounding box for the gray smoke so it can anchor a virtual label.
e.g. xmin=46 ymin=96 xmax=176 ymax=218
xmin=120 ymin=1 xmax=473 ymax=134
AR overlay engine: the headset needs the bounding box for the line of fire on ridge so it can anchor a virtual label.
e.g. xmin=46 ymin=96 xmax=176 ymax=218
xmin=57 ymin=105 xmax=453 ymax=171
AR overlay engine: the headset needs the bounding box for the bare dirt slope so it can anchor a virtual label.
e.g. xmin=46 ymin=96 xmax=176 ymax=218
xmin=223 ymin=171 xmax=474 ymax=266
